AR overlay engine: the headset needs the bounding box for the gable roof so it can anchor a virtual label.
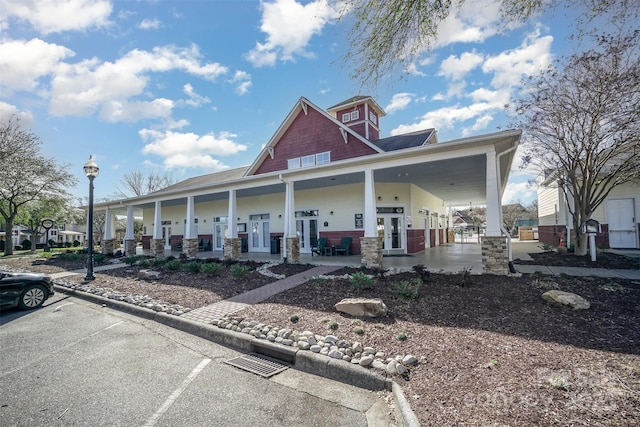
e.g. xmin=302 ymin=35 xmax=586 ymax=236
xmin=244 ymin=97 xmax=384 ymax=176
xmin=372 ymin=129 xmax=437 ymax=152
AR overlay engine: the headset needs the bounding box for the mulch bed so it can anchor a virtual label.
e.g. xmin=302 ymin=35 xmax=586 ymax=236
xmin=2 ymin=252 xmax=639 ymax=426
xmin=515 ymin=251 xmax=640 ymax=269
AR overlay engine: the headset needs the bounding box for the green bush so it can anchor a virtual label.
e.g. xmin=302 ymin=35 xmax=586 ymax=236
xmin=165 ymin=260 xmax=182 ymax=271
xmin=41 ymin=251 xmax=53 ymax=259
xmin=328 ymin=321 xmax=339 ymax=331
xmin=93 ymin=254 xmax=106 ymax=264
xmin=14 ymin=245 xmax=23 ymax=250
xmin=230 ymin=264 xmax=250 ymax=279
xmin=73 ymin=240 xmax=81 ymax=247
xmin=349 ymin=272 xmax=374 ymax=291
xmin=138 ymin=259 xmax=150 ymax=267
xmin=395 ymin=332 xmax=408 ymax=341
xmin=48 ymin=239 xmax=57 ymax=248
xmin=183 ymin=261 xmax=201 ymax=272
xmin=123 ymin=256 xmax=138 ymax=265
xmin=64 ymin=242 xmax=72 ymax=248
xmin=21 ymin=239 xmax=31 ymax=250
xmin=151 ymin=258 xmax=166 ymax=267
xmin=393 ymin=279 xmax=422 ymax=300
xmin=201 ymin=263 xmax=223 ymax=276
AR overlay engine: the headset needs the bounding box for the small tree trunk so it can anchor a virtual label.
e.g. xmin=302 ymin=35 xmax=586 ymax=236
xmin=574 ymin=230 xmax=588 ymax=256
xmin=3 ymin=220 xmax=14 ymax=256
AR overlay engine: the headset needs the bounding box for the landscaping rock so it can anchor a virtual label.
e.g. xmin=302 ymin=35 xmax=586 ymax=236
xmin=334 ymin=298 xmax=388 ymax=318
xmin=542 ymin=290 xmax=590 ymax=310
xmin=137 ymin=269 xmax=162 ymax=281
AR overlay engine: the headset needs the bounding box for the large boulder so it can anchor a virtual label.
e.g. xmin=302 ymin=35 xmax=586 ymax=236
xmin=542 ymin=290 xmax=590 ymax=310
xmin=138 ymin=269 xmax=162 ymax=281
xmin=335 ymin=298 xmax=388 ymax=318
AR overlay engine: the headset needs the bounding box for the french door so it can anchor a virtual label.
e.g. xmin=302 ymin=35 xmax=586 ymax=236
xmin=377 ymin=214 xmax=404 ymax=254
xmin=213 ymin=222 xmax=227 ymax=251
xmin=296 ymin=217 xmax=318 ymax=254
xmin=250 ymin=213 xmax=270 ymax=252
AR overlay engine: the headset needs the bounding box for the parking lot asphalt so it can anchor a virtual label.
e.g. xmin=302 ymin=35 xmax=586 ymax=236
xmin=0 ymin=293 xmax=396 ymax=427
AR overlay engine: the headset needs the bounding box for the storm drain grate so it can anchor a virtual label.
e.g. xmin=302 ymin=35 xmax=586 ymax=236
xmin=224 ymin=353 xmax=289 ymax=378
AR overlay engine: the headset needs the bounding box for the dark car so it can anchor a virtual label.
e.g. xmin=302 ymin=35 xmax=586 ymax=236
xmin=0 ymin=271 xmax=55 ymax=310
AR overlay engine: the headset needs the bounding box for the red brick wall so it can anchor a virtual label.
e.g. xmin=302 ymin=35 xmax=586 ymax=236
xmin=142 ymin=235 xmax=151 ymax=249
xmin=539 ymin=224 xmax=610 ymax=248
xmin=254 ymin=108 xmax=378 ymax=175
xmin=407 ymin=228 xmax=425 ymax=253
xmin=319 ymin=230 xmax=364 ymax=255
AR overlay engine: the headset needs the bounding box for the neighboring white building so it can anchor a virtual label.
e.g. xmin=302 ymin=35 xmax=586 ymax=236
xmin=538 ymin=176 xmax=640 ymax=249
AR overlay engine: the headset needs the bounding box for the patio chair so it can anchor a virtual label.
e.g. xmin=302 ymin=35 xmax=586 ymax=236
xmin=334 ymin=237 xmax=352 ymax=256
xmin=311 ymin=237 xmax=328 ymax=256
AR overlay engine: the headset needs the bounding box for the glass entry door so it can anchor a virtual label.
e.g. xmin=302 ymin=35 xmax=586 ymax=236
xmin=250 ymin=214 xmax=270 ymax=252
xmin=296 ymin=217 xmax=318 ymax=254
xmin=161 ymin=224 xmax=172 ymax=250
xmin=214 ymin=223 xmax=227 ymax=251
xmin=377 ymin=215 xmax=404 ymax=253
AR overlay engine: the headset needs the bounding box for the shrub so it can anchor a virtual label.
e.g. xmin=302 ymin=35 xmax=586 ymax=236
xmin=165 ymin=260 xmax=182 ymax=271
xmin=395 ymin=332 xmax=408 ymax=341
xmin=21 ymin=239 xmax=31 ymax=250
xmin=64 ymin=242 xmax=72 ymax=248
xmin=549 ymin=377 xmax=570 ymax=391
xmin=201 ymin=262 xmax=223 ymax=276
xmin=412 ymin=264 xmax=431 ymax=283
xmin=459 ymin=267 xmax=473 ymax=287
xmin=230 ymin=264 xmax=250 ymax=279
xmin=93 ymin=254 xmax=106 ymax=264
xmin=73 ymin=240 xmax=81 ymax=247
xmin=41 ymin=251 xmax=53 ymax=259
xmin=328 ymin=321 xmax=339 ymax=331
xmin=15 ymin=245 xmax=23 ymax=251
xmin=123 ymin=256 xmax=138 ymax=266
xmin=138 ymin=259 xmax=150 ymax=267
xmin=538 ymin=243 xmax=554 ymax=252
xmin=48 ymin=239 xmax=57 ymax=248
xmin=353 ymin=326 xmax=365 ymax=335
xmin=183 ymin=261 xmax=201 ymax=272
xmin=289 ymin=314 xmax=299 ymax=323
xmin=371 ymin=267 xmax=388 ymax=279
xmin=393 ymin=279 xmax=422 ymax=300
xmin=349 ymin=272 xmax=374 ymax=291
xmin=151 ymin=258 xmax=166 ymax=267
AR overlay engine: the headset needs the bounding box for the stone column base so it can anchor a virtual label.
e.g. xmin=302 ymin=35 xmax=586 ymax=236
xmin=183 ymin=238 xmax=198 ymax=258
xmin=447 ymin=230 xmax=455 ymax=243
xmin=125 ymin=239 xmax=136 ymax=256
xmin=285 ymin=237 xmax=300 ymax=263
xmin=101 ymin=239 xmax=114 ymax=255
xmin=224 ymin=237 xmax=241 ymax=259
xmin=360 ymin=236 xmax=383 ymax=268
xmin=481 ymin=236 xmax=508 ymax=274
xmin=151 ymin=239 xmax=165 ymax=256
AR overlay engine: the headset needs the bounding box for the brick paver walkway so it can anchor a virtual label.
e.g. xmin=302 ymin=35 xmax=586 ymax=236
xmin=181 ymin=265 xmax=339 ymax=323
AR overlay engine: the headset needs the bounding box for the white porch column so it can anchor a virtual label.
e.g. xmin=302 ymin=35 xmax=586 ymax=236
xmin=185 ymin=195 xmax=195 ymax=239
xmin=153 ymin=201 xmax=162 ymax=239
xmin=227 ymin=190 xmax=238 ymax=238
xmin=103 ymin=207 xmax=114 ymax=240
xmin=124 ymin=206 xmax=134 ymax=240
xmin=282 ymin=180 xmax=297 ymax=260
xmin=363 ymin=169 xmax=377 ymax=237
xmin=485 ymin=149 xmax=501 ymax=236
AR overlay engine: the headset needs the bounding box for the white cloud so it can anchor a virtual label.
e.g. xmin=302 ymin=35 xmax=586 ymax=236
xmin=0 ymin=38 xmax=74 ymax=94
xmin=404 ymin=62 xmax=426 ymax=77
xmin=391 ymin=28 xmax=553 ymax=137
xmin=138 ymin=18 xmax=161 ymax=30
xmin=502 ymin=180 xmax=537 ymax=205
xmin=49 ymin=45 xmax=228 ymax=121
xmin=1 ymin=0 xmax=112 ymax=34
xmin=482 ymin=29 xmax=553 ymax=88
xmin=139 ymin=128 xmax=248 ymax=171
xmin=0 ymin=102 xmax=34 ymax=125
xmin=434 ymin=0 xmax=504 ymax=48
xmin=245 ymin=0 xmax=340 ymax=67
xmin=385 ymin=93 xmax=414 ymax=114
xmin=182 ymin=83 xmax=210 ymax=107
xmin=228 ymin=70 xmax=252 ymax=95
xmin=438 ymin=51 xmax=484 ymax=81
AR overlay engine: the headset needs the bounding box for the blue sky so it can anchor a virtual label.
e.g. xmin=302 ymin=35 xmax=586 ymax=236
xmin=1 ymin=0 xmax=582 ymax=205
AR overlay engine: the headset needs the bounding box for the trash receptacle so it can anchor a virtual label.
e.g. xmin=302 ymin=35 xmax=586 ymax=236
xmin=270 ymin=236 xmax=280 ymax=254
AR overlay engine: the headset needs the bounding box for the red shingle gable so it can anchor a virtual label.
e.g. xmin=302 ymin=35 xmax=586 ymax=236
xmin=253 ymin=106 xmax=379 ymax=175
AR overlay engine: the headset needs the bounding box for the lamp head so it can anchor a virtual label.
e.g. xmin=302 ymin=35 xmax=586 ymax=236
xmin=83 ymin=155 xmax=100 ymax=179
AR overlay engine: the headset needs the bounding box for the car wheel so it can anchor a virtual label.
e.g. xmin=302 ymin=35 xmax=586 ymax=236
xmin=18 ymin=284 xmax=47 ymax=310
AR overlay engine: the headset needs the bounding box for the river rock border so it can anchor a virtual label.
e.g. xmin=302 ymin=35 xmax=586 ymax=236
xmin=212 ymin=314 xmax=421 ymax=377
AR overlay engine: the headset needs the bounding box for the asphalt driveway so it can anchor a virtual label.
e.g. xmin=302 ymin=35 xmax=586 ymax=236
xmin=0 ymin=294 xmax=393 ymax=426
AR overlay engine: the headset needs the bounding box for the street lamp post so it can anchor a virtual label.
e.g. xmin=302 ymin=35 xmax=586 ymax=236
xmin=83 ymin=155 xmax=99 ymax=281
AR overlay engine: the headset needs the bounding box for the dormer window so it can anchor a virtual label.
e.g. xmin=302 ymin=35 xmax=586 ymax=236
xmin=342 ymin=112 xmax=351 ymax=122
xmin=369 ymin=111 xmax=377 ymax=125
xmin=351 ymin=110 xmax=359 ymax=120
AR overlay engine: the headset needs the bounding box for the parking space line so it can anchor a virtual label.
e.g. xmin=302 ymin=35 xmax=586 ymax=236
xmin=142 ymin=358 xmax=212 ymax=427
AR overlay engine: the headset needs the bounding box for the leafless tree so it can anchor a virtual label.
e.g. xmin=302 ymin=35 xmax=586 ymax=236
xmin=514 ymin=30 xmax=640 ymax=255
xmin=0 ymin=117 xmax=77 ymax=255
xmin=115 ymin=169 xmax=176 ymax=198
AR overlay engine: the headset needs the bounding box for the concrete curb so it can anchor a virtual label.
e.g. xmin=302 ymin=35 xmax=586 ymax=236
xmin=54 ymin=284 xmax=421 ymax=426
